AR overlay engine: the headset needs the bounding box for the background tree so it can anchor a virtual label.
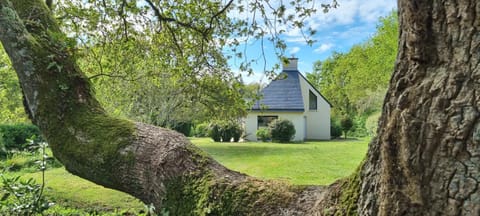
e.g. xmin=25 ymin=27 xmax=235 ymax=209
xmin=340 ymin=116 xmax=353 ymax=139
xmin=54 ymin=0 xmax=248 ymax=129
xmin=307 ymin=11 xmax=398 ymax=136
xmin=0 ymin=46 xmax=27 ymax=123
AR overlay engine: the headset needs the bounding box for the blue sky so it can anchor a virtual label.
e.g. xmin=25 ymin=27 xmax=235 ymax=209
xmin=228 ymin=0 xmax=397 ymax=83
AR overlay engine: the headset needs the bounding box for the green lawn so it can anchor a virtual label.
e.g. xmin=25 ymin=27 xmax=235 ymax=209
xmin=4 ymin=168 xmax=145 ymax=214
xmin=2 ymin=138 xmax=368 ymax=213
xmin=191 ymin=137 xmax=369 ymax=185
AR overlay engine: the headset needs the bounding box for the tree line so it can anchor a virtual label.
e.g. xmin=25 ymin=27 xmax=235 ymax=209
xmin=307 ymin=11 xmax=398 ymax=137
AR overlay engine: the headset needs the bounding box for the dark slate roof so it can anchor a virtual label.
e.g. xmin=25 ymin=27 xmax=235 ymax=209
xmin=252 ymin=70 xmax=304 ymax=111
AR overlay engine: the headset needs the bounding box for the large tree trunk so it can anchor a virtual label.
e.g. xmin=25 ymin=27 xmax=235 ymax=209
xmin=0 ymin=0 xmax=479 ymax=215
xmin=357 ymin=0 xmax=480 ymax=215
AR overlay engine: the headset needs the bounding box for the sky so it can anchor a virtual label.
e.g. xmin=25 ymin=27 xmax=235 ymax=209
xmin=228 ymin=0 xmax=397 ymax=84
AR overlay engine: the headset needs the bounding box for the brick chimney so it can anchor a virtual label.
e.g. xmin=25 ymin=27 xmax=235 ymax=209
xmin=283 ymin=57 xmax=298 ymax=70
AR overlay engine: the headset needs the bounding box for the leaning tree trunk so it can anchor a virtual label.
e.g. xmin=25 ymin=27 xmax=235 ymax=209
xmin=0 ymin=1 xmax=323 ymax=215
xmin=1 ymin=0 xmax=479 ymax=215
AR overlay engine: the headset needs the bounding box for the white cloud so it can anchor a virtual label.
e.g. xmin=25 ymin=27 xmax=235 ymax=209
xmin=288 ymin=47 xmax=301 ymax=55
xmin=225 ymin=0 xmax=397 ymax=69
xmin=314 ymin=43 xmax=334 ymax=53
xmin=231 ymin=69 xmax=268 ymax=84
xmin=281 ymin=0 xmax=397 ymax=45
xmin=313 ymin=0 xmax=396 ymax=26
xmin=358 ymin=1 xmax=397 ymax=22
xmin=226 ymin=0 xmax=396 ymax=47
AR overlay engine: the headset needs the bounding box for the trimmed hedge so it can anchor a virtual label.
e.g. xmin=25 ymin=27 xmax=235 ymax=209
xmin=0 ymin=123 xmax=43 ymax=152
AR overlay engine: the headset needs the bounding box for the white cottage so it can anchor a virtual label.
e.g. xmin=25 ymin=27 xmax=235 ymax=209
xmin=245 ymin=58 xmax=331 ymax=141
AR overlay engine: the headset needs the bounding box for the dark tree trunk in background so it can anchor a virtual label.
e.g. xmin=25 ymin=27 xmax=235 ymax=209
xmin=0 ymin=0 xmax=479 ymax=215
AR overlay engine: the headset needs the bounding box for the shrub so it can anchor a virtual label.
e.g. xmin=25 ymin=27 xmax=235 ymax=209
xmin=220 ymin=122 xmax=233 ymax=142
xmin=194 ymin=123 xmax=209 ymax=137
xmin=0 ymin=175 xmax=53 ymax=215
xmin=222 ymin=122 xmax=243 ymax=142
xmin=231 ymin=125 xmax=242 ymax=142
xmin=340 ymin=116 xmax=354 ymax=139
xmin=256 ymin=128 xmax=270 ymax=142
xmin=171 ymin=121 xmax=192 ymax=137
xmin=330 ymin=119 xmax=342 ymax=139
xmin=0 ymin=141 xmax=54 ymax=215
xmin=208 ymin=123 xmax=222 ymax=142
xmin=0 ymin=140 xmax=6 ymax=159
xmin=0 ymin=124 xmax=43 ymax=152
xmin=268 ymin=119 xmax=295 ymax=143
xmin=208 ymin=121 xmax=243 ymax=142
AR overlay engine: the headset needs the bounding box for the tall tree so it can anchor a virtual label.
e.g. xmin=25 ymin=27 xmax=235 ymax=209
xmin=308 ymin=11 xmax=398 ymax=116
xmin=1 ymin=1 xmax=479 ymax=215
xmin=56 ymin=0 xmax=247 ymax=126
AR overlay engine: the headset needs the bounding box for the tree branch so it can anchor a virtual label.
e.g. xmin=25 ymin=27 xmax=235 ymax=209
xmin=144 ymin=0 xmax=205 ymax=36
xmin=118 ymin=0 xmax=129 ymax=40
xmin=208 ymin=0 xmax=234 ymax=30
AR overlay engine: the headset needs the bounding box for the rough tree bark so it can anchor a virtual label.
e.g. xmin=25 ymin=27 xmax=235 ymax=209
xmin=0 ymin=0 xmax=479 ymax=215
xmin=356 ymin=0 xmax=480 ymax=215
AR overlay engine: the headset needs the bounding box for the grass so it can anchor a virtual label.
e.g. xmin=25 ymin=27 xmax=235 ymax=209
xmin=1 ymin=137 xmax=369 ymax=214
xmin=3 ymin=168 xmax=145 ymax=214
xmin=191 ymin=137 xmax=369 ymax=185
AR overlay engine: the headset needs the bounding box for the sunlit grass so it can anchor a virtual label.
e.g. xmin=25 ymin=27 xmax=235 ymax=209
xmin=1 ymin=137 xmax=369 ymax=214
xmin=191 ymin=137 xmax=369 ymax=185
xmin=4 ymin=168 xmax=144 ymax=213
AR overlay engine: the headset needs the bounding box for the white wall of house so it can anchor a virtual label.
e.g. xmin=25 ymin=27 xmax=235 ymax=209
xmin=299 ymin=75 xmax=331 ymax=140
xmin=245 ymin=111 xmax=305 ymax=141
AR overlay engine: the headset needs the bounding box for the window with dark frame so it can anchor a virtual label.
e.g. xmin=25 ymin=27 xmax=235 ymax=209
xmin=257 ymin=116 xmax=278 ymax=128
xmin=309 ymin=90 xmax=317 ymax=110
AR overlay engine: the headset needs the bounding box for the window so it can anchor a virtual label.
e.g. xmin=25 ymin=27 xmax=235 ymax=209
xmin=309 ymin=90 xmax=317 ymax=110
xmin=257 ymin=116 xmax=278 ymax=128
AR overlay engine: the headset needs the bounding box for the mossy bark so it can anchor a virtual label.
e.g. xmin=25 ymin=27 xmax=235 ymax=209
xmin=0 ymin=1 xmax=326 ymax=214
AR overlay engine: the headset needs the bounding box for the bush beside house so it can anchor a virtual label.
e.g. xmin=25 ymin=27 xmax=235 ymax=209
xmin=269 ymin=119 xmax=296 ymax=143
xmin=255 ymin=119 xmax=296 ymax=143
xmin=256 ymin=128 xmax=270 ymax=142
xmin=330 ymin=119 xmax=342 ymax=139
